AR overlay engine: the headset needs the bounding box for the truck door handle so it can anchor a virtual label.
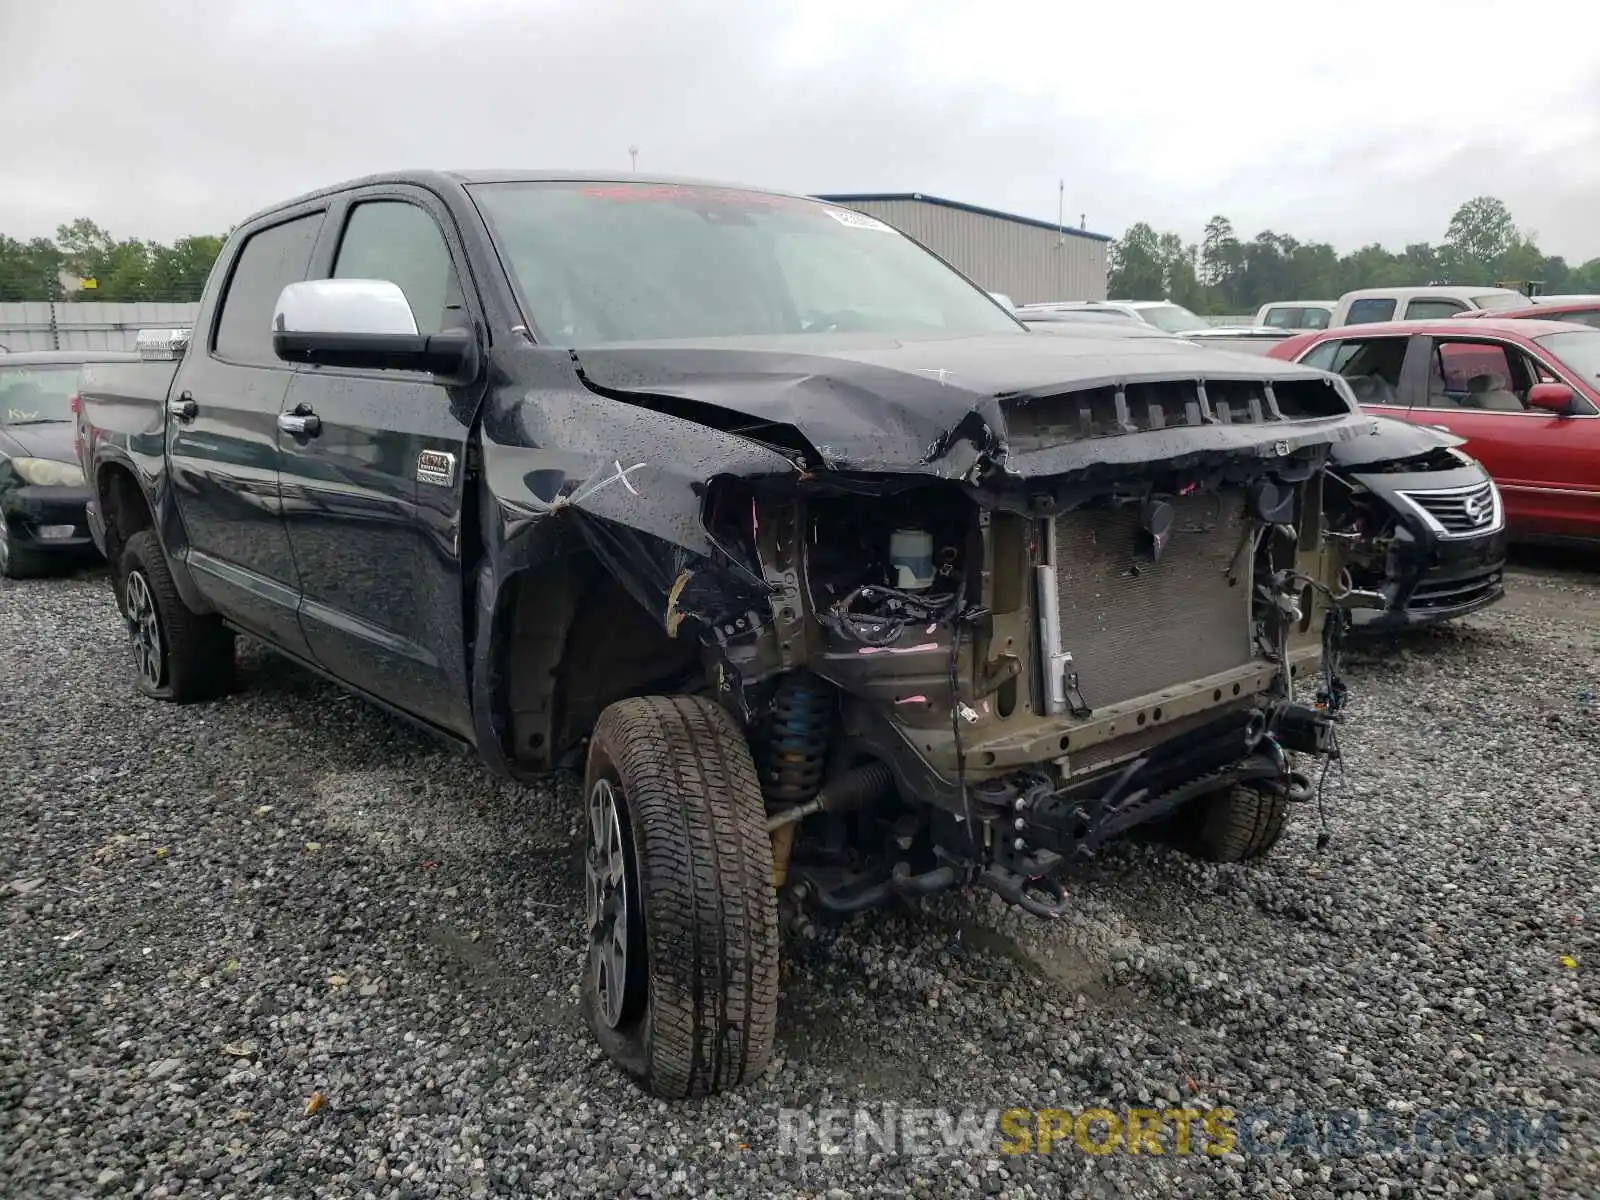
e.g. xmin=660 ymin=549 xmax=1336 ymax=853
xmin=277 ymin=406 xmax=321 ymax=437
xmin=168 ymin=393 xmax=197 ymax=420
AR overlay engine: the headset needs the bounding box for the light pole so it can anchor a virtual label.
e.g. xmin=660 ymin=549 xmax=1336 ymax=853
xmin=628 ymin=145 xmax=639 ymax=173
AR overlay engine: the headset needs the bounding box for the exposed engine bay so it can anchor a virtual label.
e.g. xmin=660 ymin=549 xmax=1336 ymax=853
xmin=699 ymin=445 xmax=1358 ymax=923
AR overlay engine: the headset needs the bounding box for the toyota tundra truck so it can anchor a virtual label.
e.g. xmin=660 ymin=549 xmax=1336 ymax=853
xmin=77 ymin=171 xmax=1378 ymax=1098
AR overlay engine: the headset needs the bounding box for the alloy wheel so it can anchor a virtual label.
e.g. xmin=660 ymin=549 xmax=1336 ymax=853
xmin=585 ymin=776 xmax=632 ymax=1029
xmin=124 ymin=569 xmax=164 ymax=689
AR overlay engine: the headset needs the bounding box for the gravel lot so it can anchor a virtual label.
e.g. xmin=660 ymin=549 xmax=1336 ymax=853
xmin=3 ymin=562 xmax=1597 ymax=1199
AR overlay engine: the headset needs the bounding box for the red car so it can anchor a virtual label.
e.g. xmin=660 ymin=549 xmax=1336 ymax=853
xmin=1269 ymin=319 xmax=1600 ymax=543
xmin=1456 ymin=299 xmax=1600 ymax=329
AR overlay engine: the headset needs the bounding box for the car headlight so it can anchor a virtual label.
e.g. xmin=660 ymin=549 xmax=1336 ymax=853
xmin=1446 ymin=447 xmax=1480 ymax=468
xmin=9 ymin=457 xmax=86 ymax=487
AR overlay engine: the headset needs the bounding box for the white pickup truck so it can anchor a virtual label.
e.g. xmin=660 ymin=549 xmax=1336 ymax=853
xmin=1329 ymin=286 xmax=1528 ymax=326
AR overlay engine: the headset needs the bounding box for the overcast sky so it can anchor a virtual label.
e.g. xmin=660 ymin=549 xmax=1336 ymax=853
xmin=5 ymin=0 xmax=1599 ymax=261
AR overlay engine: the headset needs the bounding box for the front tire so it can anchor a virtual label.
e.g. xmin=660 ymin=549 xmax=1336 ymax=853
xmin=118 ymin=530 xmax=235 ymax=702
xmin=1180 ymin=782 xmax=1290 ymax=863
xmin=0 ymin=526 xmax=40 ymax=579
xmin=581 ymin=695 xmax=779 ymax=1099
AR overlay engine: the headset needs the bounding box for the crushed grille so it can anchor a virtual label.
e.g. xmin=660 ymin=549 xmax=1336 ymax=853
xmin=1002 ymin=377 xmax=1347 ymax=451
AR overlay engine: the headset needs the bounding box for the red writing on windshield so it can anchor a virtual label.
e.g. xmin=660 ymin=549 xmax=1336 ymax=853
xmin=578 ymin=185 xmax=807 ymax=209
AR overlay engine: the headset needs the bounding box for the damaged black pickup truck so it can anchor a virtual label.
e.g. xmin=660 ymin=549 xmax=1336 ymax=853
xmin=77 ymin=172 xmax=1379 ymax=1099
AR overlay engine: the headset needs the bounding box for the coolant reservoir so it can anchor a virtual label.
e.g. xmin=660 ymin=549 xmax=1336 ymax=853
xmin=889 ymin=529 xmax=936 ymax=591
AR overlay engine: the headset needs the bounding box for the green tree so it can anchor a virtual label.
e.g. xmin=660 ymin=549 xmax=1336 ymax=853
xmin=145 ymin=235 xmax=224 ymax=302
xmin=1200 ymin=215 xmax=1243 ymax=294
xmin=53 ymin=217 xmax=116 ymax=282
xmin=1496 ymin=234 xmax=1546 ymax=288
xmin=0 ymin=236 xmax=65 ymax=301
xmin=1157 ymin=233 xmax=1204 ymax=310
xmin=1108 ymin=222 xmax=1168 ymax=299
xmin=1441 ymin=196 xmax=1518 ymax=283
xmin=1569 ymin=258 xmax=1600 ymax=293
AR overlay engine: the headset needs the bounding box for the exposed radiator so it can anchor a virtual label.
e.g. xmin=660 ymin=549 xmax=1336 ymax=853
xmin=1049 ymin=491 xmax=1256 ymax=710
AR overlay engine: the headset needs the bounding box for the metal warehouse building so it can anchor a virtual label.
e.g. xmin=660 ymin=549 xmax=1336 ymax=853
xmin=815 ymin=192 xmax=1111 ymax=305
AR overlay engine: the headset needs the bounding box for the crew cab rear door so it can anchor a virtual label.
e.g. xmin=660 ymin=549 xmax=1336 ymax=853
xmin=167 ymin=208 xmax=322 ymax=658
xmin=275 ymin=186 xmax=487 ymax=738
xmin=1398 ymin=332 xmax=1600 ymax=539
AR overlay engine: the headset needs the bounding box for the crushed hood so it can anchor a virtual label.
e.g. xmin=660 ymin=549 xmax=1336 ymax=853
xmin=567 ymin=331 xmax=1375 ymax=480
xmin=1327 ymin=414 xmax=1464 ymax=468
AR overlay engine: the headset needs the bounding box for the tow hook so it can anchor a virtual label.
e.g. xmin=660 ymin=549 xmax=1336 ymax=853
xmin=977 ymin=863 xmax=1072 ymax=919
xmin=1280 ymin=771 xmax=1316 ymax=804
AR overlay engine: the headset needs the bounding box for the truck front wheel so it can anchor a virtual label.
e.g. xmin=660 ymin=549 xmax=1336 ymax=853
xmin=580 ymin=695 xmax=779 ymax=1099
xmin=118 ymin=531 xmax=235 ymax=703
xmin=1178 ymin=782 xmax=1291 ymax=863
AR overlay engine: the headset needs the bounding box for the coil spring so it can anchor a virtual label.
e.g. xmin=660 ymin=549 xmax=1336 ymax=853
xmin=760 ymin=673 xmax=832 ymax=805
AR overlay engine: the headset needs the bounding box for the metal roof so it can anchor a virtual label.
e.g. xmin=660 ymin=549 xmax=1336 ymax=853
xmin=0 ymin=349 xmax=142 ymax=365
xmin=814 ymin=193 xmax=1113 ymax=243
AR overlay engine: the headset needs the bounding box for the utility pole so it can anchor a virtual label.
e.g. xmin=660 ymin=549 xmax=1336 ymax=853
xmin=628 ymin=144 xmax=639 ymax=173
xmin=1057 ymin=180 xmax=1064 ymax=246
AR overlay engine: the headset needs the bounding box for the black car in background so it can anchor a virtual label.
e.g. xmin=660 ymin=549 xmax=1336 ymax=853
xmin=1 ymin=350 xmax=138 ymax=577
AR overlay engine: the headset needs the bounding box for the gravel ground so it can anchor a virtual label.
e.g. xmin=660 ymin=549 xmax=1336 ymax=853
xmin=2 ymin=561 xmax=1597 ymax=1199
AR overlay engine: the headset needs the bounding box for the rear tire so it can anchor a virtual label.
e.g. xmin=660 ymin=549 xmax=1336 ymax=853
xmin=1181 ymin=783 xmax=1290 ymax=862
xmin=118 ymin=530 xmax=235 ymax=702
xmin=581 ymin=695 xmax=779 ymax=1099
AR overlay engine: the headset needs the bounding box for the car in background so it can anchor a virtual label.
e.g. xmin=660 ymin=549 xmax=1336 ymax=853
xmin=1019 ymin=321 xmax=1506 ymax=628
xmin=1179 ymin=326 xmax=1297 ymax=355
xmin=1528 ymin=294 xmax=1600 ymax=306
xmin=1456 ymin=298 xmax=1600 ymax=330
xmin=1254 ymin=301 xmax=1334 ymax=330
xmin=1268 ymin=319 xmax=1600 ymax=545
xmin=1 ymin=350 xmax=137 ymax=577
xmin=1015 ymin=299 xmax=1210 ymax=334
xmin=1320 ymin=418 xmax=1507 ymax=631
xmin=1017 ymin=307 xmax=1150 ymax=332
xmin=1329 ymin=286 xmax=1528 ymax=327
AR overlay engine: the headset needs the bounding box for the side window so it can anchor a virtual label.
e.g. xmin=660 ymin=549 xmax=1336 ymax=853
xmin=1262 ymin=307 xmax=1296 ymax=329
xmin=1310 ymin=337 xmax=1407 ymax=405
xmin=1405 ymin=298 xmax=1468 ymax=320
xmin=213 ymin=213 xmax=324 ymax=366
xmin=1425 ymin=340 xmax=1529 ymax=411
xmin=1303 ymin=308 xmax=1331 ymax=330
xmin=1344 ymin=298 xmax=1397 ymax=325
xmin=1298 ymin=339 xmax=1342 ymax=371
xmin=1561 ymin=310 xmax=1600 ymax=330
xmin=332 ymin=201 xmax=464 ymax=336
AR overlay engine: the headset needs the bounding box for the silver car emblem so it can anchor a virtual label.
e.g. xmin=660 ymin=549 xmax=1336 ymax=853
xmin=1272 ymin=440 xmax=1290 ymax=457
xmin=417 ymin=450 xmax=456 ymax=487
xmin=1463 ymin=492 xmax=1489 ymax=525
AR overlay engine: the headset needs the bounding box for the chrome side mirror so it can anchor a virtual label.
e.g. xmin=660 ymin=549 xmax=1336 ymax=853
xmin=271 ymin=279 xmax=475 ymax=377
xmin=274 ymin=279 xmax=420 ymax=338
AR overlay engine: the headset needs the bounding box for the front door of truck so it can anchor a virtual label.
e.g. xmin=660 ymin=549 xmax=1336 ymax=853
xmin=167 ymin=210 xmax=322 ymax=657
xmin=275 ymin=189 xmax=485 ymax=738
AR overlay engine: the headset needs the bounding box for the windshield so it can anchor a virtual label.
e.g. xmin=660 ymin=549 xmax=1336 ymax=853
xmin=1537 ymin=330 xmax=1600 ymax=382
xmin=468 ymin=182 xmax=1024 ymax=345
xmin=1138 ymin=304 xmax=1205 ymax=334
xmin=0 ymin=364 xmax=79 ymax=424
xmin=1472 ymin=292 xmax=1528 ymax=312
